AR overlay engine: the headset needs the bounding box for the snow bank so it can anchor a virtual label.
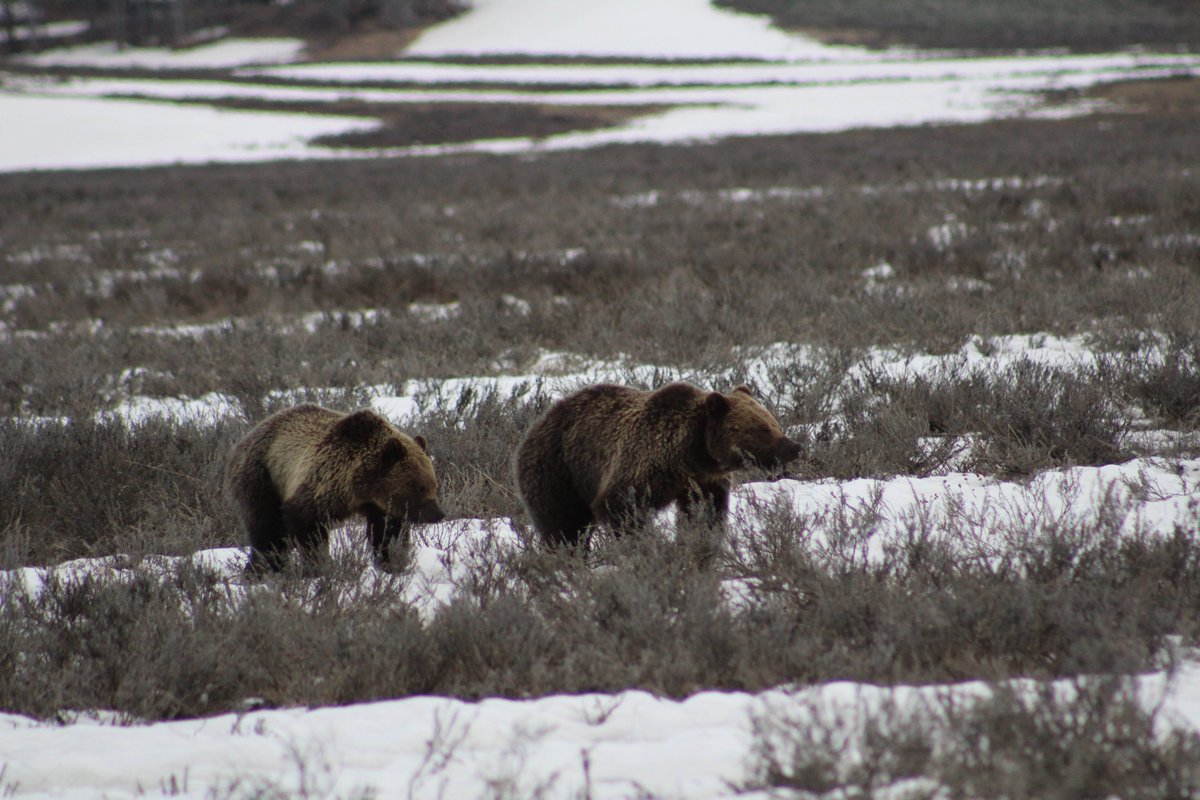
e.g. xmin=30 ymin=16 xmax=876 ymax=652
xmin=18 ymin=37 xmax=305 ymax=69
xmin=406 ymin=0 xmax=870 ymax=61
xmin=0 ymin=93 xmax=375 ymax=173
xmin=734 ymin=458 xmax=1200 ymax=568
xmin=2 ymin=668 xmax=1198 ymax=799
xmin=5 ymin=0 xmax=1199 ymax=171
xmin=4 ymin=439 xmax=1198 ymax=798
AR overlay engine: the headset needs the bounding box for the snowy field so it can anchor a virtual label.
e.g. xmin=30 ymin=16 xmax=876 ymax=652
xmin=3 ymin=0 xmax=1200 ymax=797
xmin=3 ymin=0 xmax=1200 ymax=170
xmin=3 ymin=642 xmax=1200 ymax=799
xmin=4 ymin=330 xmax=1200 ymax=796
xmin=3 ymin=442 xmax=1200 ymax=797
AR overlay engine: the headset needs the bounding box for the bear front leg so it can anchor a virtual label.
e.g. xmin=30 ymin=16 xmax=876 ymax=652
xmin=295 ymin=522 xmax=331 ymax=575
xmin=695 ymin=478 xmax=731 ymax=528
xmin=244 ymin=507 xmax=288 ymax=574
xmin=281 ymin=490 xmax=330 ymax=574
xmin=365 ymin=507 xmax=410 ymax=570
xmin=247 ymin=540 xmax=287 ymax=574
xmin=677 ymin=479 xmax=731 ymax=570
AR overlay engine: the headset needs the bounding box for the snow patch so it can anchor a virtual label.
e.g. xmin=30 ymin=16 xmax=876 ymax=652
xmin=19 ymin=37 xmax=306 ymax=69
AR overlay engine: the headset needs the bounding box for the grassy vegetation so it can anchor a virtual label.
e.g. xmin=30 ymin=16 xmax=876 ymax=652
xmin=742 ymin=678 xmax=1200 ymax=797
xmin=718 ymin=0 xmax=1200 ymax=52
xmin=1 ymin=72 xmax=1199 ymax=734
xmin=4 ymin=11 xmax=1200 ymax=795
xmin=4 ymin=507 xmax=1200 ymax=721
xmin=3 ymin=103 xmax=1199 ymax=389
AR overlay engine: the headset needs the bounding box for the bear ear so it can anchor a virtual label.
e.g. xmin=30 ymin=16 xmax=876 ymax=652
xmin=705 ymin=391 xmax=731 ymax=418
xmin=380 ymin=438 xmax=408 ymax=467
xmin=413 ymin=435 xmax=429 ymax=454
xmin=733 ymin=385 xmax=755 ymax=397
xmin=335 ymin=409 xmax=382 ymax=442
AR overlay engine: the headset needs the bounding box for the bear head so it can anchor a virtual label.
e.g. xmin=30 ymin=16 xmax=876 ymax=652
xmin=703 ymin=385 xmax=802 ymax=472
xmin=337 ymin=410 xmax=446 ymax=524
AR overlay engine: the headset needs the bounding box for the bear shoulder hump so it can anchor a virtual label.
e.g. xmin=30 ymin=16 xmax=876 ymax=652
xmin=332 ymin=409 xmax=388 ymax=443
xmin=647 ymin=382 xmax=704 ymax=409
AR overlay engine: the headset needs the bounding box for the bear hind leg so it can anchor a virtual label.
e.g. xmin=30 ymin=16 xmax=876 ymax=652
xmin=593 ymin=483 xmax=654 ymax=539
xmin=518 ymin=435 xmax=594 ymax=551
xmin=533 ymin=497 xmax=595 ymax=552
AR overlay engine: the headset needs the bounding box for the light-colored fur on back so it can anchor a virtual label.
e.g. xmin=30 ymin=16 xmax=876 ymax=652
xmin=261 ymin=406 xmax=340 ymax=500
xmin=225 ymin=403 xmax=445 ymax=572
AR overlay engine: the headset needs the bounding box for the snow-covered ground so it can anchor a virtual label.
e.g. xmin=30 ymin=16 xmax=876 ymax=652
xmin=3 ymin=323 xmax=1197 ymax=795
xmin=3 ymin=658 xmax=1200 ymax=799
xmin=85 ymin=330 xmax=1144 ymax=429
xmin=3 ymin=451 xmax=1199 ymax=798
xmin=0 ymin=18 xmax=89 ymax=45
xmin=5 ymin=330 xmax=1200 ymax=796
xmin=2 ymin=0 xmax=1199 ymax=171
xmin=0 ymin=92 xmax=376 ymax=173
xmin=406 ymin=0 xmax=870 ymax=60
xmin=10 ymin=663 xmax=1198 ymax=799
xmin=17 ymin=35 xmax=306 ymax=69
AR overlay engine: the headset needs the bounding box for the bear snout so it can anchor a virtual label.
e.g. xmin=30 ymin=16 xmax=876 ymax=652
xmin=412 ymin=499 xmax=446 ymax=524
xmin=744 ymin=436 xmax=803 ymax=470
xmin=777 ymin=436 xmax=803 ymax=464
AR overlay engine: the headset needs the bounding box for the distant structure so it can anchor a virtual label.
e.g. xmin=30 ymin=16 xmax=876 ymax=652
xmin=1 ymin=0 xmax=44 ymax=52
xmin=308 ymin=0 xmax=470 ymax=34
xmin=108 ymin=0 xmax=227 ymax=49
xmin=1 ymin=0 xmax=219 ymax=51
xmin=0 ymin=0 xmax=470 ymax=53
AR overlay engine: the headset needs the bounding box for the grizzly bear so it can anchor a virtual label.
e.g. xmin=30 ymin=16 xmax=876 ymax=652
xmin=226 ymin=403 xmax=445 ymax=573
xmin=515 ymin=383 xmax=801 ymax=550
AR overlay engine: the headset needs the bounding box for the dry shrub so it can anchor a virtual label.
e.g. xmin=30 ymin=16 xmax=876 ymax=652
xmin=743 ymin=677 xmax=1200 ymax=799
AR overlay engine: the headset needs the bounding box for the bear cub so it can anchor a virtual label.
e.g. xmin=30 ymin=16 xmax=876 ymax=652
xmin=227 ymin=403 xmax=445 ymax=573
xmin=515 ymin=383 xmax=801 ymax=550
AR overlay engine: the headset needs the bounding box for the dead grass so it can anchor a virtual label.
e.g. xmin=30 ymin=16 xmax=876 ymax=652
xmin=1 ymin=106 xmax=1197 ymax=548
xmin=743 ymin=677 xmax=1200 ymax=798
xmin=311 ymin=102 xmax=663 ymax=148
xmin=2 ymin=86 xmax=1200 ymax=722
xmin=718 ymin=0 xmax=1200 ymax=52
xmin=4 ymin=492 xmax=1200 ymax=720
xmin=1088 ymin=75 xmax=1200 ymax=115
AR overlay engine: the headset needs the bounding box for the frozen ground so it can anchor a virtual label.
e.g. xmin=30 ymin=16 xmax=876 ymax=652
xmin=2 ymin=0 xmax=1199 ymax=170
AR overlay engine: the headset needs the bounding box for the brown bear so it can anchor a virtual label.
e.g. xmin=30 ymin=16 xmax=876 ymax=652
xmin=226 ymin=403 xmax=445 ymax=573
xmin=515 ymin=383 xmax=801 ymax=550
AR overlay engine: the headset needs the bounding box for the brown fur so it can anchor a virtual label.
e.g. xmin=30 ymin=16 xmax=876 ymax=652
xmin=226 ymin=403 xmax=444 ymax=573
xmin=515 ymin=383 xmax=801 ymax=550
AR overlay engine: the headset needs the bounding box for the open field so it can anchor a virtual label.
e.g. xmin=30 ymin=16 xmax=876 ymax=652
xmin=2 ymin=1 xmax=1200 ymax=796
xmin=4 ymin=89 xmax=1200 ymax=660
xmin=719 ymin=0 xmax=1200 ymax=52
